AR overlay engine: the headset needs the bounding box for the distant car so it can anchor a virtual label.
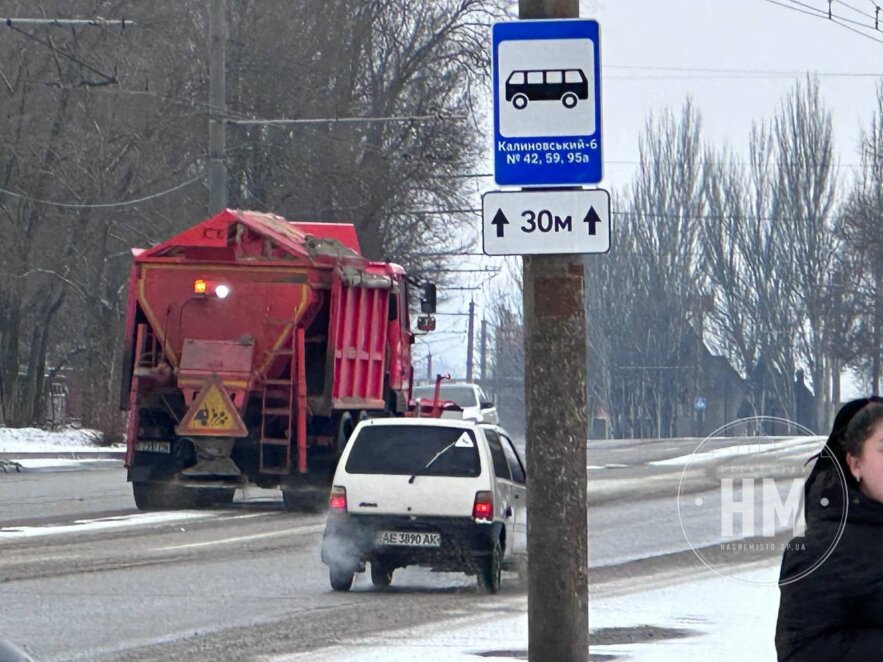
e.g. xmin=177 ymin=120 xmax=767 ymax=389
xmin=412 ymin=383 xmax=499 ymax=425
xmin=320 ymin=418 xmax=527 ymax=593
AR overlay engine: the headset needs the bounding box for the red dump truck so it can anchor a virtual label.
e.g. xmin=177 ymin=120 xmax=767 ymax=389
xmin=120 ymin=209 xmax=436 ymax=510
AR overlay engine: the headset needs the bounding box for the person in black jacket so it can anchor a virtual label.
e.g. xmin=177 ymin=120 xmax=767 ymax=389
xmin=775 ymin=398 xmax=883 ymax=661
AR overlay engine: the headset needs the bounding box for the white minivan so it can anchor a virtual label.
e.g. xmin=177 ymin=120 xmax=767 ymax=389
xmin=320 ymin=418 xmax=527 ymax=593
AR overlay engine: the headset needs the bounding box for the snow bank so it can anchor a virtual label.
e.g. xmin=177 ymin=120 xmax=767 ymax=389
xmin=268 ymin=564 xmax=781 ymax=662
xmin=0 ymin=426 xmax=122 ymax=454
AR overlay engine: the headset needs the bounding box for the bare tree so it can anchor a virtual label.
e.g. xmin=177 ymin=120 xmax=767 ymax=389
xmin=701 ymin=126 xmax=800 ymax=423
xmin=840 ymin=83 xmax=883 ymax=395
xmin=0 ymin=1 xmax=502 ymax=432
xmin=772 ymin=76 xmax=839 ymax=430
xmin=583 ymin=101 xmax=707 ymax=438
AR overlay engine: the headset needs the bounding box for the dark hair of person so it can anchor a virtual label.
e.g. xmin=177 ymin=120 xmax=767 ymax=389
xmin=843 ymin=401 xmax=883 ymax=458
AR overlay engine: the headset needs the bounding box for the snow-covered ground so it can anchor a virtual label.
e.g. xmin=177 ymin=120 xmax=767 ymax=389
xmin=0 ymin=426 xmax=123 ymax=454
xmin=268 ymin=564 xmax=780 ymax=662
xmin=649 ymin=436 xmax=825 ymax=468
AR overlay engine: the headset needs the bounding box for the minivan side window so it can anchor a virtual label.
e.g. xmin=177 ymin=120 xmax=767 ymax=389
xmin=501 ymin=436 xmax=526 ymax=484
xmin=483 ymin=429 xmax=511 ymax=481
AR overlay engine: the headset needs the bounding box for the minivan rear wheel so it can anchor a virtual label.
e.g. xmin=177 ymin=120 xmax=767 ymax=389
xmin=477 ymin=540 xmax=502 ymax=594
xmin=329 ymin=566 xmax=355 ymax=591
xmin=371 ymin=561 xmax=394 ymax=588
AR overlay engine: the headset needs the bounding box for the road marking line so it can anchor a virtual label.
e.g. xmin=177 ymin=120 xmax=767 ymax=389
xmin=155 ymin=523 xmax=325 ymax=551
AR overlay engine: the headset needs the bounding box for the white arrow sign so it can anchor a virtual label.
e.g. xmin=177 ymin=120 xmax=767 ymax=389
xmin=481 ymin=189 xmax=610 ymax=256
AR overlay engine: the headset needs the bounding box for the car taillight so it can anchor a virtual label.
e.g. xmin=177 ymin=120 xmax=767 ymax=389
xmin=329 ymin=486 xmax=347 ymax=512
xmin=473 ymin=491 xmax=493 ymax=521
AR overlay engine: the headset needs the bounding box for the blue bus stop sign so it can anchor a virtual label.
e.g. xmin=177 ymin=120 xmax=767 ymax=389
xmin=492 ymin=19 xmax=602 ymax=186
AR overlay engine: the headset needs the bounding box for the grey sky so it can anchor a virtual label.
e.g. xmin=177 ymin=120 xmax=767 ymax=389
xmin=591 ymin=0 xmax=882 ymax=190
xmin=425 ymin=0 xmax=883 ymax=385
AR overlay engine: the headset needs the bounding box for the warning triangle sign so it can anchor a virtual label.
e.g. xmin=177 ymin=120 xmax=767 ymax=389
xmin=176 ymin=376 xmax=248 ymax=437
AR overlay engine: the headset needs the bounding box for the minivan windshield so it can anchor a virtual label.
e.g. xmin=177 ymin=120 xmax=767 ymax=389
xmin=345 ymin=425 xmax=480 ymax=477
xmin=412 ymin=385 xmax=478 ymax=407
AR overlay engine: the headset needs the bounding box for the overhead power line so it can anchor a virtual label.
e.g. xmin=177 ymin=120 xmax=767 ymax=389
xmin=2 ymin=17 xmax=132 ymax=27
xmin=833 ymin=0 xmax=877 ymax=20
xmin=606 ymin=63 xmax=883 ymax=78
xmin=0 ymin=172 xmax=206 ymax=209
xmin=228 ymin=112 xmax=465 ymax=126
xmin=3 ymin=17 xmax=133 ymax=86
xmin=764 ymin=0 xmax=883 ymax=45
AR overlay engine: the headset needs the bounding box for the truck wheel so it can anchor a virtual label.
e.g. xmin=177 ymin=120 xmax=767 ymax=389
xmin=132 ymin=482 xmax=206 ymax=510
xmin=370 ymin=561 xmax=394 ymax=588
xmin=329 ymin=566 xmax=355 ymax=591
xmin=132 ymin=482 xmax=166 ymax=510
xmin=477 ymin=540 xmax=502 ymax=594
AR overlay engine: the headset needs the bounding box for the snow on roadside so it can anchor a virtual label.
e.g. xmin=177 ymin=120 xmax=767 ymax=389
xmin=13 ymin=458 xmax=121 ymax=470
xmin=0 ymin=426 xmax=123 ymax=454
xmin=649 ymin=436 xmax=824 ymax=467
xmin=0 ymin=511 xmax=211 ymax=540
xmin=266 ymin=564 xmax=780 ymax=662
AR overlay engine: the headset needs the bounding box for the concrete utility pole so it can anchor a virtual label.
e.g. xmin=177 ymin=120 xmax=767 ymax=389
xmin=466 ymin=300 xmax=476 ymax=382
xmin=518 ymin=2 xmax=589 ymax=662
xmin=208 ymin=0 xmax=228 ymax=214
xmin=427 ymin=351 xmax=433 ymax=383
xmin=480 ymin=318 xmax=488 ymax=388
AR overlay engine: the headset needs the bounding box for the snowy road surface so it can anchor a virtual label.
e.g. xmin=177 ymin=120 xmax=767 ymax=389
xmin=0 ymin=435 xmax=821 ymax=661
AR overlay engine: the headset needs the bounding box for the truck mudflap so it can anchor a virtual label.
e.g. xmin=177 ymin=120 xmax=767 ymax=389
xmin=180 ymin=437 xmax=242 ymax=477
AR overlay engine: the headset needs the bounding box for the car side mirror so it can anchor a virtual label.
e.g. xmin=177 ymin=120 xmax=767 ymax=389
xmin=420 ymin=283 xmax=437 ymax=314
xmin=481 ymin=401 xmax=494 ymax=410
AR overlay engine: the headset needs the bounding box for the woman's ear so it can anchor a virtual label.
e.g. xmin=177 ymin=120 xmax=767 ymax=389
xmin=846 ymin=453 xmax=862 ymax=482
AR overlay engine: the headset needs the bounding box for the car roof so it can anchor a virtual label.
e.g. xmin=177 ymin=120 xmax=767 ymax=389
xmin=357 ymin=417 xmax=508 ymax=434
xmin=413 ymin=382 xmax=479 ymax=389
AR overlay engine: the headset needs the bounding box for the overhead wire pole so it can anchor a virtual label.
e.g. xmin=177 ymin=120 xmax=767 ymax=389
xmin=518 ymin=2 xmax=589 ymax=662
xmin=480 ymin=318 xmax=488 ymax=388
xmin=208 ymin=0 xmax=227 ymax=214
xmin=466 ymin=300 xmax=476 ymax=382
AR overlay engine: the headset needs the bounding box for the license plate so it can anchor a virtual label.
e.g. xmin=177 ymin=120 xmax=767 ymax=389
xmin=135 ymin=441 xmax=171 ymax=454
xmin=376 ymin=531 xmax=441 ymax=547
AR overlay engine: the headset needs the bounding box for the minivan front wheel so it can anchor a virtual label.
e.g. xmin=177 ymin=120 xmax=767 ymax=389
xmin=477 ymin=540 xmax=502 ymax=594
xmin=329 ymin=566 xmax=355 ymax=592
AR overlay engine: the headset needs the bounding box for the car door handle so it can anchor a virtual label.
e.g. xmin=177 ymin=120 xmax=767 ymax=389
xmin=505 ymin=505 xmax=513 ymax=518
